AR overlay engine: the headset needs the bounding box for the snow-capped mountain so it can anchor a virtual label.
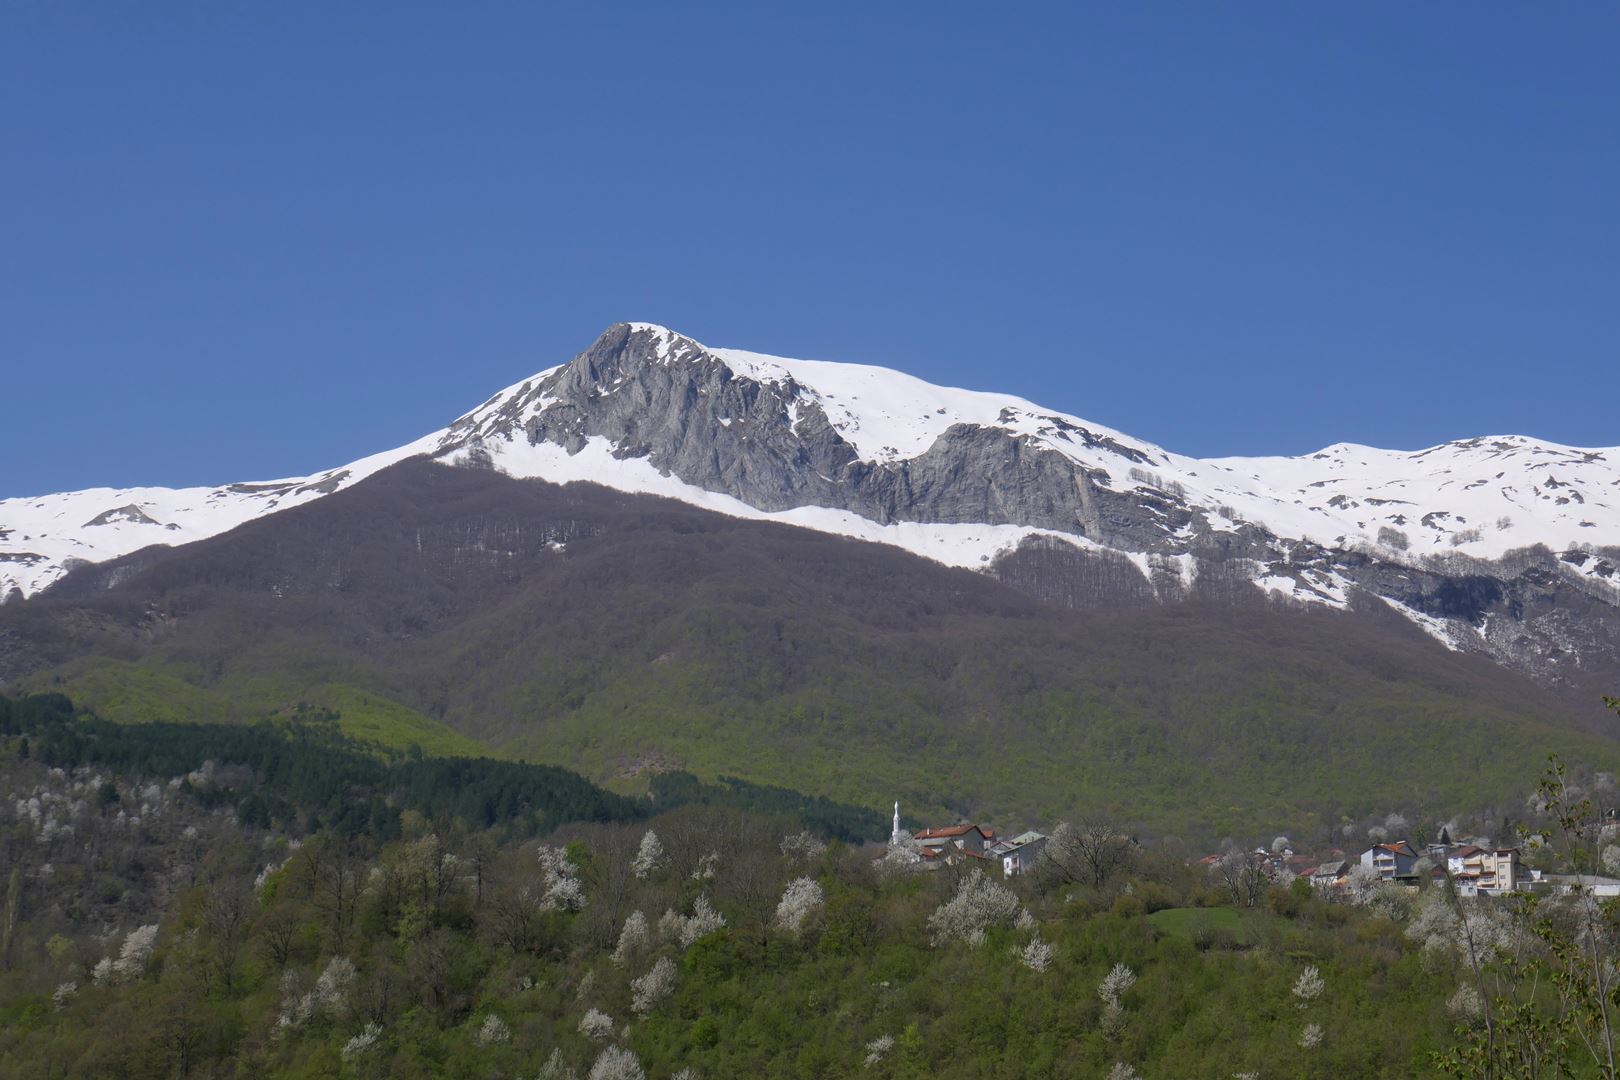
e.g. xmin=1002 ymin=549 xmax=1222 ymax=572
xmin=4 ymin=323 xmax=1617 ymax=686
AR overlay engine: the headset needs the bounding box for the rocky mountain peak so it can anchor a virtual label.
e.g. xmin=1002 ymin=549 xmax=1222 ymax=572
xmin=3 ymin=322 xmax=1619 ymax=698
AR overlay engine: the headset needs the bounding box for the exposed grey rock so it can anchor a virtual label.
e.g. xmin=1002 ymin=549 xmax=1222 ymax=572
xmin=435 ymin=323 xmax=1620 ymax=698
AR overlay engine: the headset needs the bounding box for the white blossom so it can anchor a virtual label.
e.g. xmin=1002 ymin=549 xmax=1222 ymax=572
xmin=630 ymin=956 xmax=678 ymax=1017
xmin=587 ymin=1045 xmax=645 ymax=1080
xmin=1021 ymin=936 xmax=1055 ymax=973
xmin=579 ymin=1007 xmax=615 ymax=1042
xmin=1107 ymin=1064 xmax=1140 ymax=1080
xmin=1602 ymin=844 xmax=1620 ymax=876
xmin=613 ymin=910 xmax=651 ymax=966
xmin=112 ymin=924 xmax=159 ymax=981
xmin=863 ymin=1034 xmax=894 ymax=1067
xmin=91 ymin=957 xmax=115 ymax=986
xmin=662 ymin=895 xmax=726 ymax=949
xmin=774 ymin=877 xmax=824 ymax=935
xmin=538 ymin=845 xmax=587 ymax=912
xmin=874 ymin=830 xmax=923 ymax=879
xmin=1448 ymin=984 xmax=1485 ymax=1021
xmin=632 ymin=830 xmax=666 ymax=880
xmin=1299 ymin=1022 xmax=1324 ymax=1050
xmin=780 ymin=830 xmax=827 ymax=862
xmin=536 ymin=1048 xmax=579 ymax=1080
xmin=475 ymin=1013 xmax=511 ymax=1046
xmin=1405 ymin=896 xmax=1458 ymax=953
xmin=927 ymin=871 xmax=1024 ymax=947
xmin=52 ymin=981 xmax=77 ymax=1010
xmin=341 ymin=1022 xmax=382 ymax=1060
xmin=691 ymin=851 xmax=720 ymax=881
xmin=277 ymin=956 xmax=355 ymax=1030
xmin=1098 ymin=963 xmax=1137 ymax=1009
xmin=1292 ymin=965 xmax=1324 ymax=1005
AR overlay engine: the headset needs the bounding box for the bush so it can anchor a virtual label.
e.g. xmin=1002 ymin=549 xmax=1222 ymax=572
xmin=1111 ymin=893 xmax=1146 ymax=919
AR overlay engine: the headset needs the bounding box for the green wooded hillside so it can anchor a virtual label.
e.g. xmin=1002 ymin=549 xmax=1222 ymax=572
xmin=5 ymin=460 xmax=1615 ymax=839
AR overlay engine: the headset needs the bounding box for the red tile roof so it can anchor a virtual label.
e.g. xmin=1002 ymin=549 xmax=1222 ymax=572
xmin=916 ymin=824 xmax=986 ymax=840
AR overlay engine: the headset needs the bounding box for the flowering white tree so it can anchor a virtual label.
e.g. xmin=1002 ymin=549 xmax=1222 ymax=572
xmin=774 ymin=877 xmax=824 ymax=935
xmin=588 ymin=1045 xmax=645 ymax=1080
xmin=1448 ymin=984 xmax=1485 ymax=1022
xmin=52 ymin=982 xmax=77 ymax=1010
xmin=475 ymin=1013 xmax=511 ymax=1046
xmin=94 ymin=923 xmax=159 ymax=984
xmin=874 ymin=830 xmax=922 ymax=879
xmin=1099 ymin=962 xmax=1136 ymax=1008
xmin=780 ymin=830 xmax=827 ymax=862
xmin=632 ymin=830 xmax=666 ymax=881
xmin=1106 ymin=1064 xmax=1140 ymax=1080
xmin=1021 ymin=936 xmax=1054 ymax=973
xmin=631 ymin=956 xmax=678 ymax=1018
xmin=1098 ymin=962 xmax=1136 ymax=1038
xmin=1292 ymin=965 xmax=1324 ymax=1006
xmin=927 ymin=871 xmax=1024 ymax=947
xmin=1347 ymin=861 xmax=1382 ymax=897
xmin=277 ymin=956 xmax=356 ymax=1030
xmin=691 ymin=852 xmax=720 ymax=881
xmin=1299 ymin=1023 xmax=1324 ymax=1050
xmin=613 ymin=910 xmax=651 ymax=966
xmin=538 ymin=846 xmax=587 ymax=912
xmin=341 ymin=1022 xmax=382 ymax=1060
xmin=536 ymin=1048 xmax=579 ymax=1080
xmin=662 ymin=895 xmax=727 ymax=949
xmin=578 ymin=1007 xmax=615 ymax=1041
xmin=863 ymin=1034 xmax=894 ymax=1067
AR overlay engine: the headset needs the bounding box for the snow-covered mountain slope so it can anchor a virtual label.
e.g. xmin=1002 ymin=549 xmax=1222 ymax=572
xmin=4 ymin=322 xmax=1618 ymax=687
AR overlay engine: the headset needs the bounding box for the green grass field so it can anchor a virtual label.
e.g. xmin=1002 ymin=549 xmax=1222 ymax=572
xmin=32 ymin=656 xmax=491 ymax=759
xmin=1148 ymin=906 xmax=1265 ymax=946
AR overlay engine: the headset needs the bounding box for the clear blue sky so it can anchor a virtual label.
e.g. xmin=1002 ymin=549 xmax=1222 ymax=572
xmin=3 ymin=3 xmax=1616 ymax=497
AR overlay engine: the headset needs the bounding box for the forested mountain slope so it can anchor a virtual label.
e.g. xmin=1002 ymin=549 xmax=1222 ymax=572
xmin=2 ymin=459 xmax=1612 ymax=838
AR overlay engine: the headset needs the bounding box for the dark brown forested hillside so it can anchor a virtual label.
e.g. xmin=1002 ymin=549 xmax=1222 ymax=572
xmin=1 ymin=458 xmax=1614 ymax=839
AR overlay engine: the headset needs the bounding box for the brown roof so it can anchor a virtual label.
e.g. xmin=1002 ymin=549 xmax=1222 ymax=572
xmin=916 ymin=824 xmax=986 ymax=840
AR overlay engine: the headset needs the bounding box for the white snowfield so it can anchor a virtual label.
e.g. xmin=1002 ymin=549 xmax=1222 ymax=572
xmin=3 ymin=324 xmax=1617 ymax=613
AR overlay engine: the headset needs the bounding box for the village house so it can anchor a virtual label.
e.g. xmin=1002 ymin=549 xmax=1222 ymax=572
xmin=1360 ymin=841 xmax=1421 ymax=883
xmin=891 ymin=805 xmax=1003 ymax=871
xmin=989 ymin=831 xmax=1049 ymax=876
xmin=914 ymin=823 xmax=995 ymax=854
xmin=1306 ymin=860 xmax=1350 ymax=892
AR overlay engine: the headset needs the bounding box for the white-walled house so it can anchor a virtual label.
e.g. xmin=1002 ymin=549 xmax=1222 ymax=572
xmin=990 ymin=831 xmax=1048 ymax=877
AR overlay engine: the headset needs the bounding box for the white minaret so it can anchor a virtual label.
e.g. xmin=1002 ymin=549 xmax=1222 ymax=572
xmin=892 ymin=801 xmax=902 ymax=844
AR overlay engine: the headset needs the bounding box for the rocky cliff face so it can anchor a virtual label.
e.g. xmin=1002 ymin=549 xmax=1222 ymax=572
xmin=431 ymin=323 xmax=1620 ymax=698
xmin=4 ymin=321 xmax=1617 ymax=699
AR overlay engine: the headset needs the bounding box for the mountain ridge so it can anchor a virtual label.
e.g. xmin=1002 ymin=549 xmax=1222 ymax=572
xmin=5 ymin=322 xmax=1617 ymax=695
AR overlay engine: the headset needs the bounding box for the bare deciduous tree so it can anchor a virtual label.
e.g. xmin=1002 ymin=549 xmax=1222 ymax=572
xmin=1038 ymin=821 xmax=1137 ymax=891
